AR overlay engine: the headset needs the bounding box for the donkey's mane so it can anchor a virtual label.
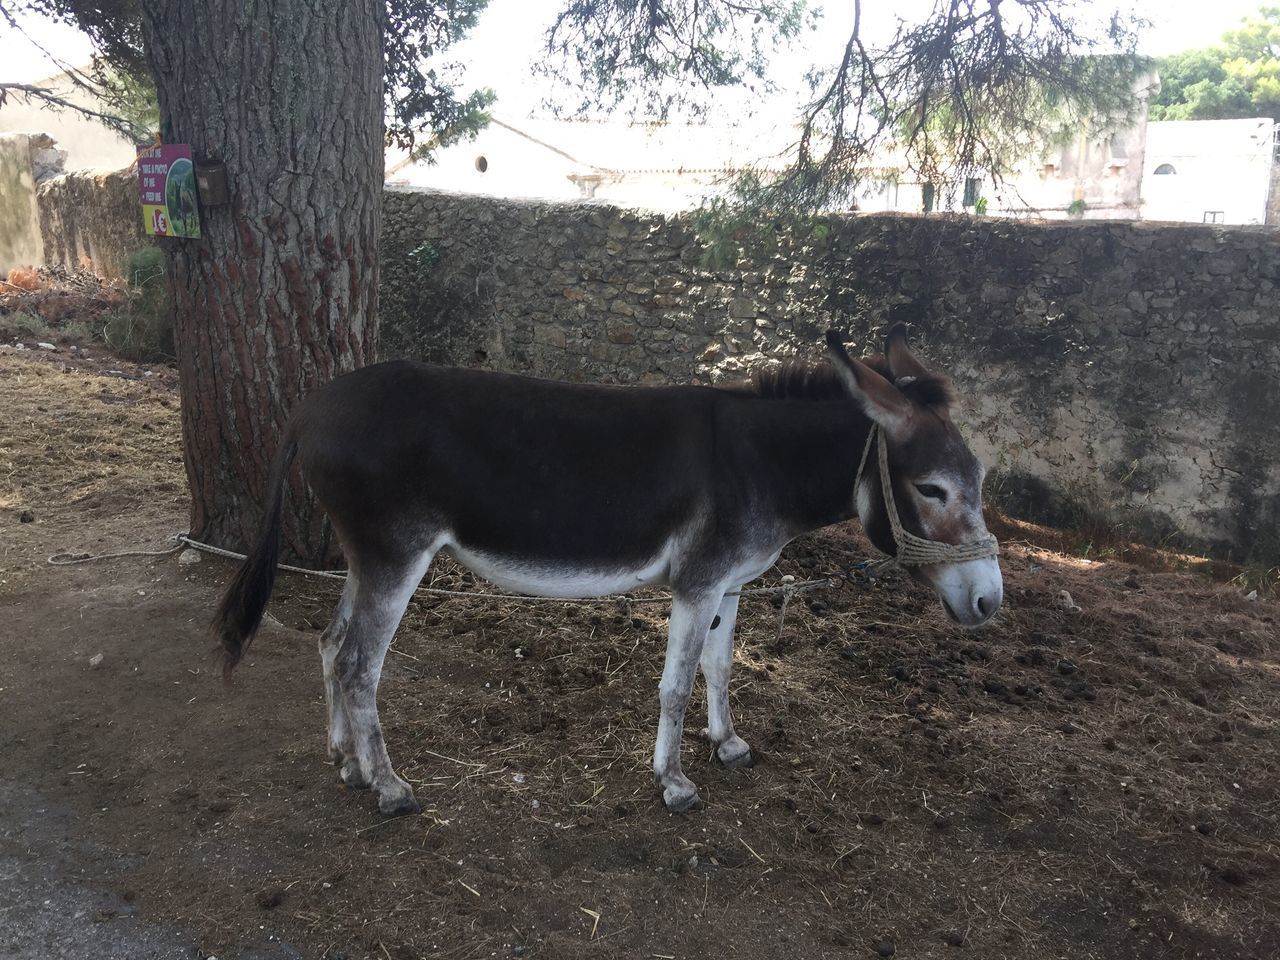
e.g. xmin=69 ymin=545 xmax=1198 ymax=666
xmin=724 ymin=357 xmax=956 ymax=409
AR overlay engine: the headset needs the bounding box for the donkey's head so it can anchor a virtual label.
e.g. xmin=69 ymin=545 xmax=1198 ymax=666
xmin=826 ymin=326 xmax=1002 ymax=628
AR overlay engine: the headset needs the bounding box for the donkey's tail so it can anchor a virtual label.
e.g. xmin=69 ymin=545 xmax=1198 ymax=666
xmin=213 ymin=424 xmax=300 ymax=679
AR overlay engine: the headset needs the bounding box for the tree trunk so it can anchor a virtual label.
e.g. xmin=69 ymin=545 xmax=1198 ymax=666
xmin=139 ymin=0 xmax=385 ymax=563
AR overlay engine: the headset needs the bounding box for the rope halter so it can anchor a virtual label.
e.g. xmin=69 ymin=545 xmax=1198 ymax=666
xmin=856 ymin=422 xmax=1000 ymax=568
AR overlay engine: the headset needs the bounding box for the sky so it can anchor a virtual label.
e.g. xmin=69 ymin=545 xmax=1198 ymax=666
xmin=1 ymin=0 xmax=1272 ymax=115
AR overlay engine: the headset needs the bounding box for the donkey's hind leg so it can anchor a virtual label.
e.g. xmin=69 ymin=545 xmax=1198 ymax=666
xmin=319 ymin=574 xmax=359 ymax=775
xmin=335 ymin=549 xmax=435 ymax=816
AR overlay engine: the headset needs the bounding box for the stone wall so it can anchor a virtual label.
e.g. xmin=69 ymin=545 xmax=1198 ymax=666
xmin=382 ymin=188 xmax=1280 ymax=564
xmin=0 ymin=134 xmax=45 ymax=273
xmin=37 ymin=169 xmax=147 ymax=280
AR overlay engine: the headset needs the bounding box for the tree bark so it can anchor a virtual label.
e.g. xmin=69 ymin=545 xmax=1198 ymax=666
xmin=139 ymin=0 xmax=385 ymax=563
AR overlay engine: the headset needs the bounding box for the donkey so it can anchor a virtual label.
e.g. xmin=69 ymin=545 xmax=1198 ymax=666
xmin=216 ymin=325 xmax=1002 ymax=816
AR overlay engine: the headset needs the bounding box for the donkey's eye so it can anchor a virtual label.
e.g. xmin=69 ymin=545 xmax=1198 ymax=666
xmin=914 ymin=483 xmax=948 ymax=503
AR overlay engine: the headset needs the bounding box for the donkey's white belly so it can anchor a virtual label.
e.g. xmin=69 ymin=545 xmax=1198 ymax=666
xmin=446 ymin=542 xmax=672 ymax=598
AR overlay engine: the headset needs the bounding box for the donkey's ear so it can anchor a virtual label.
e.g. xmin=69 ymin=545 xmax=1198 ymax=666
xmin=825 ymin=330 xmax=910 ymax=432
xmin=884 ymin=322 xmax=932 ymax=382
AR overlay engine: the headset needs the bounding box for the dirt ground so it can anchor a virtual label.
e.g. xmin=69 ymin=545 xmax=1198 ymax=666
xmin=1 ymin=348 xmax=1278 ymax=960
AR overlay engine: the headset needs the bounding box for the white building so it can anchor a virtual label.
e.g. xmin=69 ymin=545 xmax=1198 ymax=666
xmin=387 ymin=116 xmax=784 ymax=210
xmin=388 ymin=83 xmax=1280 ymax=228
xmin=1141 ymin=118 xmax=1277 ymax=225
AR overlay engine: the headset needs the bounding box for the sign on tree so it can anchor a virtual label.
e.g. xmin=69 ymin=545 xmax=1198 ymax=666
xmin=138 ymin=144 xmax=201 ymax=238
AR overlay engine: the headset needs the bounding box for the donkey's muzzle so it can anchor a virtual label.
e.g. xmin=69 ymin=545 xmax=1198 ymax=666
xmin=942 ymin=582 xmax=1002 ymax=628
xmin=929 ymin=556 xmax=1003 ymax=628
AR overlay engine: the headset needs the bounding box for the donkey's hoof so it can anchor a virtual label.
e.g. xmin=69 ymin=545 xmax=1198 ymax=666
xmin=378 ymin=790 xmax=422 ymax=818
xmin=662 ymin=784 xmax=703 ymax=814
xmin=717 ymin=736 xmax=754 ymax=770
xmin=339 ymin=760 xmax=370 ymax=790
xmin=327 ymin=744 xmax=345 ymax=765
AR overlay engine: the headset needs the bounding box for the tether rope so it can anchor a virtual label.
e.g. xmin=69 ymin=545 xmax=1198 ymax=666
xmin=50 ymin=533 xmax=841 ymax=605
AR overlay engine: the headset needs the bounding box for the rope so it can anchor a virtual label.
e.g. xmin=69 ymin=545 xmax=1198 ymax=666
xmin=49 ymin=532 xmax=841 ymax=608
xmin=48 ymin=542 xmax=185 ymax=565
xmin=857 ymin=424 xmax=1000 ymax=568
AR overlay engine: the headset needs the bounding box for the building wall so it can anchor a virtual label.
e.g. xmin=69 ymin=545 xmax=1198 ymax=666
xmin=1142 ymin=119 xmax=1276 ymax=225
xmin=1268 ymin=154 xmax=1280 ymax=226
xmin=999 ymin=118 xmax=1150 ymax=220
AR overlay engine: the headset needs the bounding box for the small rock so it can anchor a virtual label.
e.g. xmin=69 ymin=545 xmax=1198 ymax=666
xmin=19 ymin=509 xmax=35 ymax=523
xmin=1244 ymin=590 xmax=1258 ymax=602
xmin=89 ymin=652 xmax=104 ymax=668
xmin=874 ymin=940 xmax=896 ymax=957
xmin=1057 ymin=659 xmax=1078 ymax=675
xmin=1057 ymin=590 xmax=1082 ymax=613
xmin=177 ymin=548 xmax=202 ymax=567
xmin=37 ymin=342 xmax=57 ymax=351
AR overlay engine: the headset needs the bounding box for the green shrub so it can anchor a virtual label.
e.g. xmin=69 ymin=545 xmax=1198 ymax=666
xmin=12 ymin=312 xmax=51 ymax=336
xmin=100 ymin=247 xmax=173 ymax=362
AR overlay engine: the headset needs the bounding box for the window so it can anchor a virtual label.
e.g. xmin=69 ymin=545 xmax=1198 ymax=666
xmin=1203 ymin=211 xmax=1225 ymax=224
xmin=1154 ymin=163 xmax=1176 ymax=175
xmin=474 ymin=155 xmax=489 ymax=173
xmin=922 ymin=183 xmax=936 ymax=213
xmin=1108 ymin=139 xmax=1128 ymax=162
xmin=962 ymin=177 xmax=981 ymax=207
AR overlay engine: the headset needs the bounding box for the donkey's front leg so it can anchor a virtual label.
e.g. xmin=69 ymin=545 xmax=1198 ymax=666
xmin=700 ymin=591 xmax=752 ymax=769
xmin=654 ymin=588 xmax=721 ymax=813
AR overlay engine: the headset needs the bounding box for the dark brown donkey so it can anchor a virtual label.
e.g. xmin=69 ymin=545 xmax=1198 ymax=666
xmin=216 ymin=326 xmax=1002 ymax=816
